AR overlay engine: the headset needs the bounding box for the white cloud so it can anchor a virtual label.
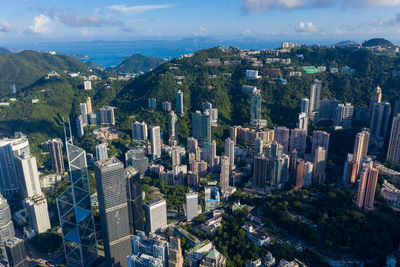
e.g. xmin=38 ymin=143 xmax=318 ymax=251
xmin=369 ymin=13 xmax=400 ymax=26
xmin=28 ymin=14 xmax=53 ymax=35
xmin=364 ymin=0 xmax=400 ymax=6
xmin=0 ymin=21 xmax=14 ymax=33
xmin=295 ymin=22 xmax=318 ymax=32
xmin=195 ymin=26 xmax=208 ymax=36
xmin=104 ymin=4 xmax=174 ymax=14
xmin=243 ymin=29 xmax=253 ymax=36
xmin=242 ymin=0 xmax=305 ymax=11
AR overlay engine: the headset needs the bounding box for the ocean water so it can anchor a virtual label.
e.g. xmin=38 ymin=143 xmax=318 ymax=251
xmin=6 ymin=38 xmax=283 ymax=67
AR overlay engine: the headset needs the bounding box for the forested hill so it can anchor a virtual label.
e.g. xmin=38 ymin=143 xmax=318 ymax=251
xmin=0 ymin=47 xmax=12 ymax=54
xmin=0 ymin=50 xmax=89 ymax=96
xmin=115 ymin=46 xmax=400 ymax=134
xmin=107 ymin=53 xmax=166 ymax=74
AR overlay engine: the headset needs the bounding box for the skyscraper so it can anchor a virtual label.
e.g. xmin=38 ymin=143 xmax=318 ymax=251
xmin=298 ymin=112 xmax=308 ymax=133
xmin=95 ymin=143 xmax=108 ymax=161
xmin=171 ymin=146 xmax=181 ymax=167
xmin=313 ymin=147 xmax=327 ymax=185
xmin=48 ymin=138 xmax=64 ymax=174
xmin=309 ymin=79 xmax=322 ymax=118
xmin=99 ymin=106 xmax=115 ymax=125
xmin=148 ymin=98 xmax=157 ymax=110
xmin=132 ymin=121 xmax=148 ymax=141
xmin=353 ymin=130 xmax=370 ymax=171
xmin=0 ymin=135 xmax=30 ymax=196
xmin=224 ymin=138 xmax=235 ymax=167
xmin=169 ymin=111 xmax=178 ymax=139
xmin=317 ymin=99 xmax=339 ymax=121
xmin=370 ymin=102 xmax=391 ymax=141
xmin=86 ymin=96 xmax=92 ymax=114
xmin=254 ymin=137 xmax=263 ymax=155
xmin=0 ymin=194 xmax=15 ymax=256
xmin=274 ymin=126 xmax=290 ymax=154
xmin=301 ymin=98 xmax=309 ymax=114
xmin=333 ymin=103 xmax=354 ymax=128
xmin=356 ymin=159 xmax=379 ymax=211
xmin=24 ymin=194 xmax=51 ymax=234
xmin=144 ymin=198 xmax=167 ymax=233
xmin=125 ymin=147 xmax=149 ymax=176
xmin=80 ymin=103 xmax=88 ymax=125
xmin=387 ymin=114 xmax=400 ymax=167
xmin=149 ymin=126 xmax=161 ymax=160
xmin=369 ymin=85 xmax=382 ymax=118
xmin=76 ymin=115 xmax=84 ymax=138
xmin=169 ymin=236 xmax=183 ymax=267
xmin=250 ymin=89 xmax=262 ymax=125
xmin=125 ymin=167 xmax=144 ymax=234
xmin=304 ymin=161 xmax=313 ymax=186
xmin=185 ymin=192 xmax=198 ymax=222
xmin=162 ymin=101 xmax=172 ymax=112
xmin=176 ymin=90 xmax=184 ymax=116
xmin=289 ymin=128 xmax=307 ymax=155
xmin=94 ymin=157 xmax=131 ymax=267
xmin=4 ymin=237 xmax=28 ymax=267
xmin=253 ymin=155 xmax=268 ymax=189
xmin=295 ymin=158 xmax=305 ymax=190
xmin=192 ymin=111 xmax=211 ymax=143
xmin=220 ymin=156 xmax=230 ymax=193
xmin=342 ymin=154 xmax=358 ymax=185
xmin=129 ymin=231 xmax=168 ymax=267
xmin=311 ymin=130 xmax=330 ymax=154
xmin=57 ymin=127 xmax=97 ymax=266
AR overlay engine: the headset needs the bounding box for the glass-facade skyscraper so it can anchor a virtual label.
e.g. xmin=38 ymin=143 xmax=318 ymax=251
xmin=57 ymin=125 xmax=97 ymax=266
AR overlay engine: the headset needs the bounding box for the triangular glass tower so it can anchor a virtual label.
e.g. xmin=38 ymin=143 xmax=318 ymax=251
xmin=57 ymin=120 xmax=98 ymax=266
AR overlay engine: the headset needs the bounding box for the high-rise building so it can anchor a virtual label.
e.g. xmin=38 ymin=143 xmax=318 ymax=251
xmin=89 ymin=112 xmax=98 ymax=126
xmin=353 ymin=130 xmax=370 ymax=170
xmin=86 ymin=96 xmax=92 ymax=114
xmin=148 ymin=98 xmax=157 ymax=110
xmin=0 ymin=194 xmax=15 ymax=256
xmin=187 ymin=137 xmax=198 ymax=153
xmin=11 ymin=83 xmax=16 ymax=95
xmin=95 ymin=143 xmax=108 ymax=161
xmin=304 ymin=161 xmax=313 ymax=186
xmin=169 ymin=236 xmax=183 ymax=267
xmin=369 ymin=85 xmax=382 ymax=118
xmin=144 ymin=198 xmax=167 ymax=233
xmin=224 ymin=138 xmax=235 ymax=167
xmin=126 ymin=147 xmax=149 ymax=176
xmin=220 ymin=156 xmax=230 ymax=193
xmin=342 ymin=154 xmax=358 ymax=185
xmin=394 ymin=96 xmax=400 ymax=117
xmin=311 ymin=130 xmax=330 ymax=155
xmin=132 ymin=121 xmax=148 ymax=141
xmin=84 ymin=80 xmax=92 ymax=90
xmin=4 ymin=237 xmax=28 ymax=267
xmin=129 ymin=231 xmax=168 ymax=267
xmin=57 ymin=132 xmax=97 ymax=266
xmin=298 ymin=112 xmax=308 ymax=133
xmin=99 ymin=106 xmax=115 ymax=125
xmin=370 ymin=102 xmax=391 ymax=140
xmin=192 ymin=111 xmax=211 ymax=143
xmin=80 ymin=103 xmax=88 ymax=125
xmin=313 ymin=147 xmax=327 ymax=185
xmin=356 ymin=159 xmax=379 ymax=211
xmin=317 ymin=99 xmax=339 ymax=121
xmin=76 ymin=115 xmax=84 ymax=138
xmin=309 ymin=79 xmax=322 ymax=118
xmin=301 ymin=98 xmax=309 ymax=114
xmin=387 ymin=114 xmax=400 ymax=167
xmin=176 ymin=90 xmax=184 ymax=116
xmin=333 ymin=103 xmax=354 ymax=128
xmin=15 ymin=153 xmax=42 ymax=198
xmin=185 ymin=192 xmax=198 ymax=222
xmin=125 ymin=167 xmax=144 ymax=234
xmin=169 ymin=111 xmax=178 ymax=139
xmin=274 ymin=127 xmax=289 ymax=154
xmin=149 ymin=126 xmax=161 ymax=160
xmin=0 ymin=135 xmax=30 ymax=196
xmin=48 ymin=138 xmax=64 ymax=174
xmin=162 ymin=101 xmax=172 ymax=112
xmin=295 ymin=159 xmax=305 ymax=190
xmin=253 ymin=155 xmax=268 ymax=189
xmin=171 ymin=147 xmax=181 ymax=167
xmin=254 ymin=138 xmax=263 ymax=155
xmin=289 ymin=128 xmax=307 ymax=155
xmin=24 ymin=194 xmax=51 ymax=234
xmin=94 ymin=157 xmax=131 ymax=267
xmin=250 ymin=89 xmax=262 ymax=125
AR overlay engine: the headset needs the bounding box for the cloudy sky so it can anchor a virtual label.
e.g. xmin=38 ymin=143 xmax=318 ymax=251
xmin=1 ymin=0 xmax=400 ymax=43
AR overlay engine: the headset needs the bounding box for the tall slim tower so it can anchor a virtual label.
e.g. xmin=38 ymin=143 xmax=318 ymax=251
xmin=356 ymin=159 xmax=379 ymax=211
xmin=125 ymin=167 xmax=144 ymax=234
xmin=220 ymin=156 xmax=230 ymax=194
xmin=57 ymin=122 xmax=97 ymax=266
xmin=192 ymin=111 xmax=211 ymax=143
xmin=86 ymin=97 xmax=92 ymax=114
xmin=250 ymin=89 xmax=262 ymax=125
xmin=301 ymin=98 xmax=309 ymax=114
xmin=169 ymin=236 xmax=183 ymax=267
xmin=176 ymin=90 xmax=184 ymax=116
xmin=387 ymin=114 xmax=400 ymax=167
xmin=185 ymin=192 xmax=198 ymax=222
xmin=95 ymin=143 xmax=108 ymax=161
xmin=289 ymin=128 xmax=307 ymax=155
xmin=369 ymin=85 xmax=382 ymax=118
xmin=309 ymin=79 xmax=322 ymax=118
xmin=274 ymin=126 xmax=290 ymax=154
xmin=94 ymin=158 xmax=131 ymax=267
xmin=224 ymin=138 xmax=235 ymax=167
xmin=312 ymin=130 xmax=330 ymax=155
xmin=0 ymin=194 xmax=15 ymax=257
xmin=298 ymin=112 xmax=308 ymax=133
xmin=353 ymin=130 xmax=370 ymax=172
xmin=370 ymin=102 xmax=391 ymax=140
xmin=48 ymin=138 xmax=64 ymax=174
xmin=80 ymin=103 xmax=88 ymax=125
xmin=313 ymin=147 xmax=327 ymax=185
xmin=149 ymin=126 xmax=161 ymax=160
xmin=169 ymin=111 xmax=178 ymax=139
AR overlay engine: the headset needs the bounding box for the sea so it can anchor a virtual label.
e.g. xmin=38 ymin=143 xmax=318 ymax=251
xmin=5 ymin=38 xmax=287 ymax=67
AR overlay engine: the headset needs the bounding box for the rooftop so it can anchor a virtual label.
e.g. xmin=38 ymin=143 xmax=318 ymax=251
xmin=145 ymin=197 xmax=166 ymax=206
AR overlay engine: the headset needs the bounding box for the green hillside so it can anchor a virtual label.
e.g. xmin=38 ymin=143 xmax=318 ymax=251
xmin=108 ymin=53 xmax=166 ymax=74
xmin=0 ymin=50 xmax=89 ymax=96
xmin=362 ymin=38 xmax=394 ymax=48
xmin=0 ymin=47 xmax=11 ymax=54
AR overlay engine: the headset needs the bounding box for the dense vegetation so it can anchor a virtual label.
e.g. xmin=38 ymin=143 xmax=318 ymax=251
xmin=362 ymin=38 xmax=394 ymax=48
xmin=107 ymin=53 xmax=166 ymax=74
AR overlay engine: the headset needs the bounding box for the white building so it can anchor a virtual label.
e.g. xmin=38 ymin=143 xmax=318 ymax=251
xmin=144 ymin=198 xmax=167 ymax=233
xmin=185 ymin=192 xmax=198 ymax=222
xmin=246 ymin=70 xmax=260 ymax=80
xmin=84 ymin=80 xmax=92 ymax=90
xmin=15 ymin=154 xmax=42 ymax=198
xmin=149 ymin=126 xmax=161 ymax=160
xmin=24 ymin=194 xmax=51 ymax=234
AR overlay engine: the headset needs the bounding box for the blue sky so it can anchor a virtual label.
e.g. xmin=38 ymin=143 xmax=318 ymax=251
xmin=1 ymin=0 xmax=400 ymax=43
